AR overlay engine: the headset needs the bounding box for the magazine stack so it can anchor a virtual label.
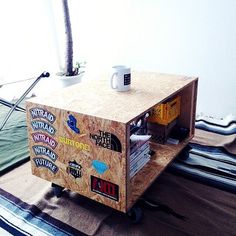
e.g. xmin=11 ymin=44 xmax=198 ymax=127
xmin=130 ymin=135 xmax=151 ymax=178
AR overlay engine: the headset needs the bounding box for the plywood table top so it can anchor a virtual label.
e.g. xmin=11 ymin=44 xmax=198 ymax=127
xmin=28 ymin=71 xmax=197 ymax=124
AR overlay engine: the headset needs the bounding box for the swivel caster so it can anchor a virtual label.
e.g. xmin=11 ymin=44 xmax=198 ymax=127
xmin=127 ymin=206 xmax=143 ymax=223
xmin=51 ymin=183 xmax=64 ymax=198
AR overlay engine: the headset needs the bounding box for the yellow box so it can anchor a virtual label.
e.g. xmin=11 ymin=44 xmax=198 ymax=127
xmin=148 ymin=96 xmax=181 ymax=125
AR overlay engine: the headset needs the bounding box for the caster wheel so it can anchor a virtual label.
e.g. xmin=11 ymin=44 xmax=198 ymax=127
xmin=127 ymin=206 xmax=143 ymax=223
xmin=51 ymin=183 xmax=64 ymax=198
xmin=179 ymin=145 xmax=191 ymax=160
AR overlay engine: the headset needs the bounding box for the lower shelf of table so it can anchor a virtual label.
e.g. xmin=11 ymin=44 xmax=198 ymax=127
xmin=127 ymin=136 xmax=192 ymax=210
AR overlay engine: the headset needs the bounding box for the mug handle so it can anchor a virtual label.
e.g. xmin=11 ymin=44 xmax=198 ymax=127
xmin=110 ymin=72 xmax=118 ymax=89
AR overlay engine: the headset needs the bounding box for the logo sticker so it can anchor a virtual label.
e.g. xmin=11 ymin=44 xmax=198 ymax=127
xmin=90 ymin=130 xmax=122 ymax=153
xmin=32 ymin=132 xmax=58 ymax=149
xmin=67 ymin=114 xmax=80 ymax=134
xmin=58 ymin=136 xmax=90 ymax=151
xmin=33 ymin=157 xmax=58 ymax=174
xmin=67 ymin=160 xmax=82 ymax=179
xmin=32 ymin=145 xmax=58 ymax=161
xmin=31 ymin=120 xmax=56 ymax=135
xmin=91 ymin=176 xmax=119 ymax=201
xmin=92 ymin=160 xmax=108 ymax=174
xmin=124 ymin=73 xmax=131 ymax=85
xmin=30 ymin=108 xmax=55 ymax=123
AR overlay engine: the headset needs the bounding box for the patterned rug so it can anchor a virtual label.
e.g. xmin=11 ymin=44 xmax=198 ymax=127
xmin=0 ymin=188 xmax=84 ymax=236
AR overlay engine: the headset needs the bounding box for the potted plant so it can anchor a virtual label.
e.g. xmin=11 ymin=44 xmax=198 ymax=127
xmin=32 ymin=0 xmax=85 ymax=97
xmin=56 ymin=0 xmax=85 ymax=87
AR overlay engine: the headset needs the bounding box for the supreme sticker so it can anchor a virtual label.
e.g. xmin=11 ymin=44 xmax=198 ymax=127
xmin=91 ymin=176 xmax=119 ymax=201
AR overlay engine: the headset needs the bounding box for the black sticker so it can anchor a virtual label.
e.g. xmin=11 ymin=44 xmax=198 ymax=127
xmin=124 ymin=73 xmax=131 ymax=85
xmin=90 ymin=130 xmax=122 ymax=153
xmin=31 ymin=120 xmax=56 ymax=135
xmin=91 ymin=176 xmax=119 ymax=201
xmin=33 ymin=157 xmax=58 ymax=174
xmin=67 ymin=160 xmax=82 ymax=179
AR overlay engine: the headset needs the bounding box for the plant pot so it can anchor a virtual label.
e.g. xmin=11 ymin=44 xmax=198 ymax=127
xmin=55 ymin=74 xmax=83 ymax=88
xmin=32 ymin=73 xmax=83 ymax=97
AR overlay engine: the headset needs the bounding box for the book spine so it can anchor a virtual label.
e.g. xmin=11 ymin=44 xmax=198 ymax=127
xmin=130 ymin=146 xmax=150 ymax=167
xmin=130 ymin=142 xmax=149 ymax=160
xmin=130 ymin=140 xmax=148 ymax=155
xmin=130 ymin=156 xmax=150 ymax=178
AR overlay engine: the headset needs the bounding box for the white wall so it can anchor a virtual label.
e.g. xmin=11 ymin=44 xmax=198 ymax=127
xmin=1 ymin=0 xmax=236 ymax=118
xmin=0 ymin=0 xmax=56 ymax=79
xmin=66 ymin=0 xmax=236 ymax=118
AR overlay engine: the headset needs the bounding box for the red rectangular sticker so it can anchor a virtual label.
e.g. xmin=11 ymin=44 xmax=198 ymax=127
xmin=91 ymin=176 xmax=119 ymax=201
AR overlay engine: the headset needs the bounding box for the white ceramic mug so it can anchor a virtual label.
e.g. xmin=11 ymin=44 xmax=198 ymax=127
xmin=110 ymin=65 xmax=131 ymax=92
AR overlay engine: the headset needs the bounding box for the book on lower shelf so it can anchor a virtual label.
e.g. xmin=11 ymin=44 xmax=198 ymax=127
xmin=130 ymin=141 xmax=151 ymax=178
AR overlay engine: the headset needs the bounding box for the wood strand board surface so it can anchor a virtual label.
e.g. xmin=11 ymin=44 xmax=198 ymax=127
xmin=25 ymin=71 xmax=198 ymax=213
xmin=26 ymin=103 xmax=127 ymax=212
xmin=178 ymin=80 xmax=198 ymax=136
xmin=28 ymin=71 xmax=197 ymax=124
xmin=191 ymin=80 xmax=198 ymax=136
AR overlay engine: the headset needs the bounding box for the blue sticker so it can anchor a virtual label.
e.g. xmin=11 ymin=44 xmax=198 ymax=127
xmin=31 ymin=120 xmax=56 ymax=135
xmin=67 ymin=114 xmax=80 ymax=134
xmin=92 ymin=160 xmax=108 ymax=174
xmin=32 ymin=145 xmax=58 ymax=162
xmin=30 ymin=107 xmax=56 ymax=123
